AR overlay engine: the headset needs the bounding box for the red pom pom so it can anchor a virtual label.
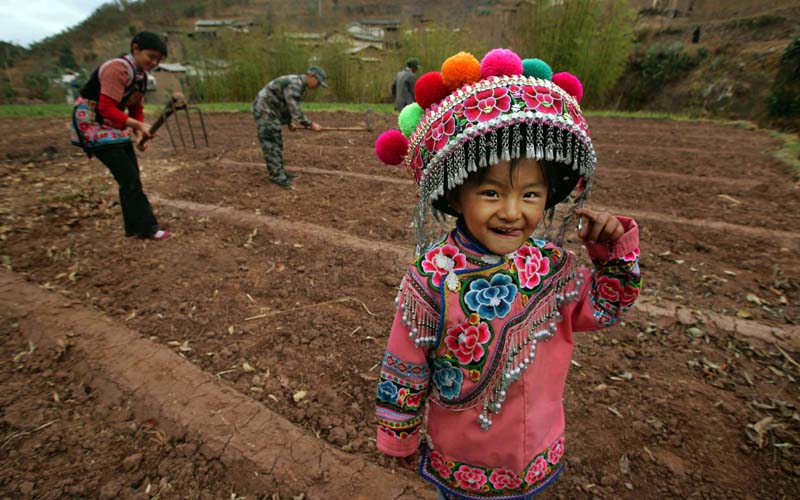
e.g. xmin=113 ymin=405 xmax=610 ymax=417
xmin=552 ymin=72 xmax=583 ymax=102
xmin=375 ymin=130 xmax=409 ymax=166
xmin=480 ymin=48 xmax=523 ymax=79
xmin=414 ymin=72 xmax=450 ymax=110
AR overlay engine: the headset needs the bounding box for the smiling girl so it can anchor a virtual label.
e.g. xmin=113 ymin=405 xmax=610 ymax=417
xmin=71 ymin=31 xmax=170 ymax=241
xmin=373 ymin=49 xmax=641 ymax=499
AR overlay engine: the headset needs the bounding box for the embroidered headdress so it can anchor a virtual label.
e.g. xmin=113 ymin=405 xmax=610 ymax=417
xmin=375 ymin=49 xmax=596 ymax=254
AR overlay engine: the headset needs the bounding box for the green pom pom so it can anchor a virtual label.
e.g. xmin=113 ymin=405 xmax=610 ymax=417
xmin=398 ymin=103 xmax=424 ymax=137
xmin=522 ymin=58 xmax=553 ymax=80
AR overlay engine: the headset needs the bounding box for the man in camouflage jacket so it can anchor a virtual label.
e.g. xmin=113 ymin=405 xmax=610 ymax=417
xmin=252 ymin=66 xmax=326 ymax=188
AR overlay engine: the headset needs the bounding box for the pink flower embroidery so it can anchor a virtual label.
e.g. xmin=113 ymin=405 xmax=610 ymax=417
xmin=567 ymin=101 xmax=588 ymax=133
xmin=421 ymin=245 xmax=467 ymax=287
xmin=547 ymin=437 xmax=565 ymax=465
xmin=508 ymin=84 xmax=522 ymax=98
xmin=410 ymin=145 xmax=424 ymax=183
xmin=514 ymin=246 xmax=551 ymax=290
xmin=444 ymin=320 xmax=491 ymax=364
xmin=622 ymin=247 xmax=640 ymax=262
xmin=524 ymin=456 xmax=548 ymax=485
xmin=424 ymin=109 xmax=456 ymax=153
xmin=453 ymin=465 xmax=487 ymax=491
xmin=521 ymin=85 xmax=563 ymax=116
xmin=596 ymin=276 xmax=639 ymax=309
xmin=489 ymin=469 xmax=522 ymax=490
xmin=464 ymin=88 xmax=511 ymax=123
xmin=405 ymin=391 xmax=423 ymax=409
xmin=430 ymin=451 xmax=451 ymax=479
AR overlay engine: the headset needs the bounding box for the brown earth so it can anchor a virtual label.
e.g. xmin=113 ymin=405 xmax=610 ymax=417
xmin=1 ymin=111 xmax=799 ymax=499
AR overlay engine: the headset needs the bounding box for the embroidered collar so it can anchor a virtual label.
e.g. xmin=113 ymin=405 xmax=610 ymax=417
xmin=451 ymin=219 xmax=547 ymax=266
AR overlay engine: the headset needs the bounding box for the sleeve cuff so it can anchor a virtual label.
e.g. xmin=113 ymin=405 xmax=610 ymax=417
xmin=376 ymin=427 xmax=419 ymax=457
xmin=583 ymin=216 xmax=639 ymax=263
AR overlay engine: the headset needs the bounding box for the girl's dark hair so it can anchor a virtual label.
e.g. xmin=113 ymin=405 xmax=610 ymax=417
xmin=131 ymin=31 xmax=168 ymax=58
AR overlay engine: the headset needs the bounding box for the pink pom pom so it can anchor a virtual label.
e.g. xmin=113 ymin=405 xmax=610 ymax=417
xmin=375 ymin=130 xmax=409 ymax=166
xmin=480 ymin=48 xmax=523 ymax=79
xmin=552 ymin=72 xmax=584 ymax=102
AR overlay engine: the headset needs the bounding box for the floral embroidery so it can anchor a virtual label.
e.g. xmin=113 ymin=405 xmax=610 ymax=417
xmin=596 ymin=275 xmax=638 ymax=309
xmin=547 ymin=437 xmax=564 ymax=465
xmin=432 ymin=359 xmax=464 ymax=400
xmin=589 ymin=255 xmax=641 ymax=327
xmin=430 ymin=451 xmax=452 ymax=479
xmin=425 ymin=109 xmax=457 ymax=153
xmin=376 ymin=380 xmax=399 ymax=403
xmin=453 ymin=465 xmax=488 ymax=491
xmin=464 ymin=87 xmax=511 ymax=123
xmin=489 ymin=469 xmax=522 ymax=490
xmin=514 ymin=245 xmax=551 ymax=290
xmin=521 ymin=85 xmax=563 ymax=116
xmin=421 ymin=244 xmax=467 ymax=288
xmin=421 ymin=435 xmax=565 ymax=496
xmin=622 ymin=246 xmax=640 ymax=262
xmin=464 ymin=274 xmax=517 ymax=319
xmin=524 ymin=456 xmax=549 ymax=484
xmin=444 ymin=319 xmax=492 ymax=365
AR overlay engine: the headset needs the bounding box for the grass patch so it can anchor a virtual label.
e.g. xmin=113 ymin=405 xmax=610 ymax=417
xmin=768 ymin=131 xmax=800 ymax=180
xmin=0 ymin=102 xmax=394 ymax=118
xmin=587 ymin=110 xmax=695 ymax=121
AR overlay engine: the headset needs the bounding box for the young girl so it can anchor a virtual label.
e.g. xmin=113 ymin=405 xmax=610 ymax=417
xmin=71 ymin=31 xmax=171 ymax=240
xmin=374 ymin=49 xmax=641 ymax=499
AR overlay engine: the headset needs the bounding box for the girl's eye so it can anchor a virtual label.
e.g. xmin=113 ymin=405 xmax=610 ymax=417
xmin=523 ymin=192 xmax=540 ymax=199
xmin=480 ymin=190 xmax=498 ymax=197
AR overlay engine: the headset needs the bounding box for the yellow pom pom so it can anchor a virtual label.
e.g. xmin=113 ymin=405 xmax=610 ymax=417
xmin=441 ymin=52 xmax=482 ymax=91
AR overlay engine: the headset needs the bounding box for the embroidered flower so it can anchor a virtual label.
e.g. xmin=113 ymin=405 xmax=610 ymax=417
xmin=464 ymin=274 xmax=517 ymax=319
xmin=405 ymin=390 xmax=423 ymax=409
xmin=514 ymin=246 xmax=551 ymax=290
xmin=622 ymin=247 xmax=640 ymax=262
xmin=489 ymin=469 xmax=522 ymax=490
xmin=376 ymin=380 xmax=398 ymax=403
xmin=464 ymin=87 xmax=511 ymax=123
xmin=421 ymin=245 xmax=467 ymax=287
xmin=432 ymin=359 xmax=464 ymax=400
xmin=424 ymin=109 xmax=456 ymax=153
xmin=524 ymin=456 xmax=549 ymax=485
xmin=566 ymin=101 xmax=588 ymax=133
xmin=521 ymin=85 xmax=563 ymax=116
xmin=453 ymin=465 xmax=487 ymax=491
xmin=444 ymin=320 xmax=491 ymax=365
xmin=596 ymin=275 xmax=639 ymax=309
xmin=430 ymin=451 xmax=452 ymax=479
xmin=410 ymin=145 xmax=424 ymax=183
xmin=508 ymin=84 xmax=522 ymax=98
xmin=547 ymin=437 xmax=565 ymax=465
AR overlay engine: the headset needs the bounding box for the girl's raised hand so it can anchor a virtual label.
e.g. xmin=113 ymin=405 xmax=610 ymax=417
xmin=574 ymin=208 xmax=624 ymax=243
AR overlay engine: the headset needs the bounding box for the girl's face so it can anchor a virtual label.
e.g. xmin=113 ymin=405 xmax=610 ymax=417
xmin=448 ymin=158 xmax=548 ymax=255
xmin=132 ymin=45 xmax=163 ymax=71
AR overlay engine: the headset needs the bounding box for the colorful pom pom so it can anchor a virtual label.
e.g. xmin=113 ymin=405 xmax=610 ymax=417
xmin=414 ymin=71 xmax=450 ymax=110
xmin=480 ymin=48 xmax=523 ymax=79
xmin=441 ymin=52 xmax=482 ymax=91
xmin=552 ymin=72 xmax=583 ymax=102
xmin=522 ymin=58 xmax=553 ymax=80
xmin=375 ymin=130 xmax=409 ymax=166
xmin=398 ymin=103 xmax=424 ymax=137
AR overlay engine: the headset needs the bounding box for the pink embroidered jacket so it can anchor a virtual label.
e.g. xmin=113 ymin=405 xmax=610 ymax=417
xmin=376 ymin=217 xmax=640 ymax=499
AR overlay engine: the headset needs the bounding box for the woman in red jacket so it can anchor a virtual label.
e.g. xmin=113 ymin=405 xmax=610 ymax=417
xmin=71 ymin=31 xmax=170 ymax=240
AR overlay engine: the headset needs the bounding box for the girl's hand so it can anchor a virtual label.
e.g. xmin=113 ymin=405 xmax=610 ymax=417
xmin=137 ymin=121 xmax=153 ymax=138
xmin=574 ymin=208 xmax=624 ymax=243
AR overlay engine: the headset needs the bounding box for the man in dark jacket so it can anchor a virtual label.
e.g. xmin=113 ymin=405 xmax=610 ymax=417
xmin=391 ymin=58 xmax=419 ymax=112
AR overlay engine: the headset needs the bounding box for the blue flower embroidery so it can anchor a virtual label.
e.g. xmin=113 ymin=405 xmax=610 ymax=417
xmin=432 ymin=359 xmax=464 ymax=400
xmin=464 ymin=274 xmax=517 ymax=319
xmin=377 ymin=380 xmax=399 ymax=403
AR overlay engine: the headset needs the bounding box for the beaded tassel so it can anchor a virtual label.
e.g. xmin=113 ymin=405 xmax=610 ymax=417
xmin=489 ymin=130 xmax=499 ymax=165
xmin=512 ymin=123 xmax=522 ymax=159
xmin=479 ymin=134 xmax=488 ymax=168
xmin=477 ymin=266 xmax=584 ymax=431
xmin=501 ymin=127 xmax=511 ymax=162
xmin=395 ymin=277 xmax=439 ymax=348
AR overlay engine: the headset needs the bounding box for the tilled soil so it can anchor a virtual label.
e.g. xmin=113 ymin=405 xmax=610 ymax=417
xmin=1 ymin=112 xmax=798 ymax=499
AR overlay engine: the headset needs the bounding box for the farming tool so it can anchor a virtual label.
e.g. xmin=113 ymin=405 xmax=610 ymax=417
xmin=293 ymin=108 xmax=375 ymax=133
xmin=138 ymin=92 xmax=209 ymax=151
